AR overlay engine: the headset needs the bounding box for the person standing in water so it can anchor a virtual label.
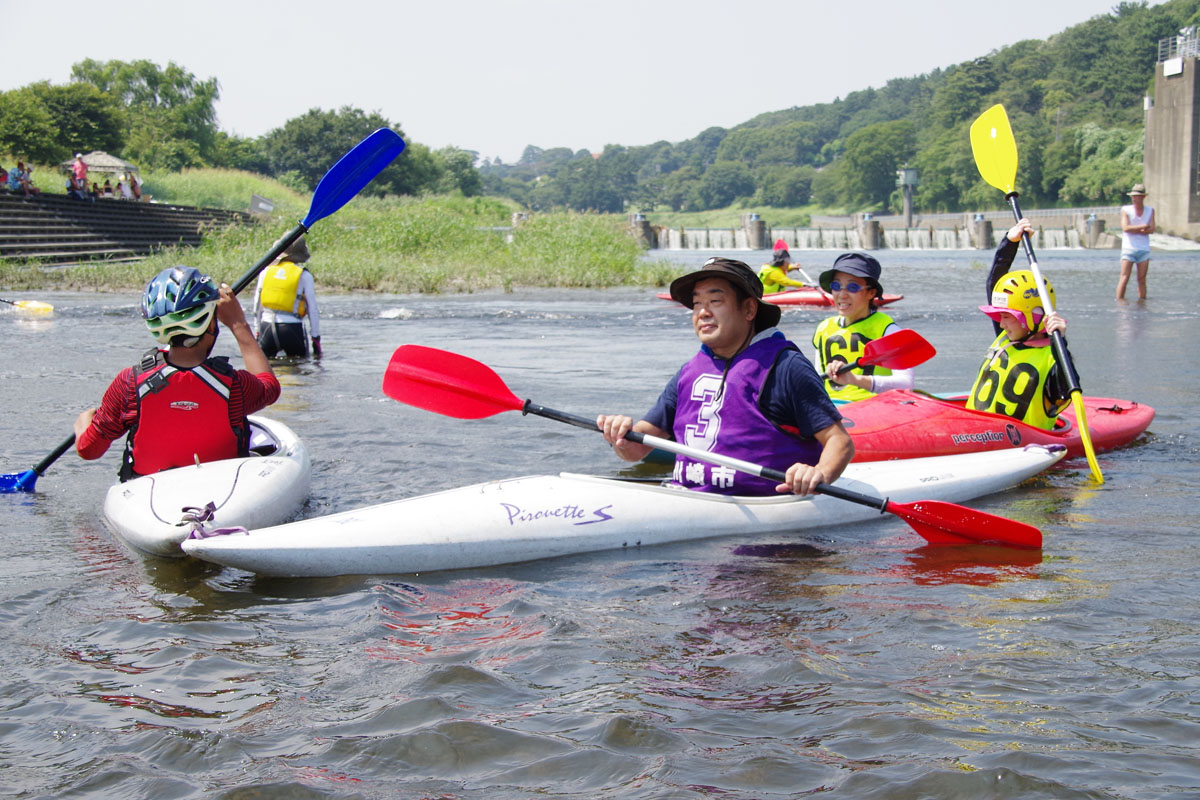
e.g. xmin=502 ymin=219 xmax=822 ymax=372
xmin=253 ymin=235 xmax=322 ymax=358
xmin=1117 ymin=184 xmax=1154 ymax=301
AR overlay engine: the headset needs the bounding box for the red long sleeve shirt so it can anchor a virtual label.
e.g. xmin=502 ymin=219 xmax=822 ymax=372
xmin=77 ymin=363 xmax=281 ymax=460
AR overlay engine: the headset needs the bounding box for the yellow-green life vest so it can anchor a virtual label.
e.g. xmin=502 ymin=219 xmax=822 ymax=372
xmin=260 ymin=261 xmax=307 ymax=317
xmin=758 ymin=264 xmax=789 ymax=294
xmin=812 ymin=312 xmax=894 ymax=402
xmin=966 ymin=332 xmax=1058 ymax=430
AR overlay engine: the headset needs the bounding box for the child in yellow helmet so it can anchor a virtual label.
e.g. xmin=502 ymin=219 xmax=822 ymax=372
xmin=966 ymin=219 xmax=1070 ymax=429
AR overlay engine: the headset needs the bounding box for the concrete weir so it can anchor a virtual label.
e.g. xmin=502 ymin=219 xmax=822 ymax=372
xmin=636 ymin=208 xmax=1120 ymax=251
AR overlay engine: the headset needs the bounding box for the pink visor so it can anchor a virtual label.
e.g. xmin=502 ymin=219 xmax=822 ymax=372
xmin=978 ymin=304 xmax=1043 ymax=325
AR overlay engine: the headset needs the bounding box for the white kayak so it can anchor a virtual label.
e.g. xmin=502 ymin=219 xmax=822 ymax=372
xmin=103 ymin=415 xmax=311 ymax=557
xmin=181 ymin=445 xmax=1063 ymax=577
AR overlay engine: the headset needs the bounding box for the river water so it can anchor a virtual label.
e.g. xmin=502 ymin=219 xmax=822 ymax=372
xmin=1 ymin=248 xmax=1197 ymax=798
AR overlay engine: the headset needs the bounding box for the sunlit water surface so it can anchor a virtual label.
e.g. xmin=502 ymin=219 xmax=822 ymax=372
xmin=1 ymin=248 xmax=1197 ymax=798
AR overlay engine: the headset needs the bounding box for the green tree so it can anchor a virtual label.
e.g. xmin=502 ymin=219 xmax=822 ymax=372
xmin=71 ymin=59 xmax=220 ymax=168
xmin=757 ymin=165 xmax=815 ymax=207
xmin=1059 ymin=123 xmax=1143 ymax=203
xmin=208 ymin=131 xmax=271 ymax=173
xmin=434 ymin=147 xmax=483 ymax=196
xmin=810 ymin=161 xmax=846 ymax=207
xmin=0 ymin=88 xmax=61 ymax=162
xmin=25 ymin=81 xmax=125 ymax=159
xmin=696 ymin=161 xmax=756 ymax=210
xmin=841 ymin=120 xmax=916 ymax=206
xmin=930 ymin=58 xmax=1000 ymax=129
xmin=660 ymin=166 xmax=703 ymax=211
xmin=716 ymin=121 xmax=823 ymax=167
xmin=260 ymin=107 xmax=437 ymax=196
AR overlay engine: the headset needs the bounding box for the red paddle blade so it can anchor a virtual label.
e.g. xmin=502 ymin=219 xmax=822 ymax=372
xmin=383 ymin=345 xmax=524 ymax=419
xmin=860 ymin=328 xmax=937 ymax=370
xmin=886 ymin=499 xmax=1042 ymax=549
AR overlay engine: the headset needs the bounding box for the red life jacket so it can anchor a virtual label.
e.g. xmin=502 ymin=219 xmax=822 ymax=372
xmin=120 ymin=350 xmax=248 ymax=480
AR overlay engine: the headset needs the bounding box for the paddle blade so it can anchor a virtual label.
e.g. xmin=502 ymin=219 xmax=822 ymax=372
xmin=887 ymin=498 xmax=1042 ymax=549
xmin=970 ymin=104 xmax=1018 ymax=195
xmin=1071 ymin=391 xmax=1105 ymax=484
xmin=0 ymin=469 xmax=38 ymax=493
xmin=10 ymin=300 xmax=53 ymax=314
xmin=860 ymin=328 xmax=937 ymax=370
xmin=302 ymin=128 xmax=406 ymax=228
xmin=384 ymin=345 xmax=524 ymax=419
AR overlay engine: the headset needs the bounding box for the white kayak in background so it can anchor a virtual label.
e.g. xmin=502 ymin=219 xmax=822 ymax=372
xmin=182 ymin=445 xmax=1063 ymax=577
xmin=103 ymin=415 xmax=311 ymax=557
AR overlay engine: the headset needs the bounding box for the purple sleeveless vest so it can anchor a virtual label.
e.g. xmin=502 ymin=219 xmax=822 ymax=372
xmin=672 ymin=335 xmax=823 ymax=495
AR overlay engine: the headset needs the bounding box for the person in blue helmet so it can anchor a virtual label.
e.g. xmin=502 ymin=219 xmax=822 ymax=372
xmin=74 ymin=266 xmax=281 ymax=480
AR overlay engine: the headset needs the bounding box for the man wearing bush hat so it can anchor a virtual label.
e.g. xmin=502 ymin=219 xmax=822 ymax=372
xmin=597 ymin=256 xmax=853 ymax=497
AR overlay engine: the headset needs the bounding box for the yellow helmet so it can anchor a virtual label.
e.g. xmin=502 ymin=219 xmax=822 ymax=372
xmin=979 ymin=270 xmax=1054 ymax=330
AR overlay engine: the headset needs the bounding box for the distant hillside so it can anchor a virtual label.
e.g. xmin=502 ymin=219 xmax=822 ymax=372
xmin=481 ymin=0 xmax=1200 ymax=213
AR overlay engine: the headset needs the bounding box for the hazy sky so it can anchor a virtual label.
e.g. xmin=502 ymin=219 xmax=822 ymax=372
xmin=2 ymin=0 xmax=1166 ymax=164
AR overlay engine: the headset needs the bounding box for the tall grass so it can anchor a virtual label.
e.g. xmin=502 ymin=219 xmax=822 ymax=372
xmin=1 ymin=170 xmax=663 ymax=293
xmin=138 ymin=168 xmax=310 ymax=218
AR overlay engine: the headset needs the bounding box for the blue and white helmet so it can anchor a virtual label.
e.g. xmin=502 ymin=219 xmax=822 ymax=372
xmin=142 ymin=266 xmax=220 ymax=345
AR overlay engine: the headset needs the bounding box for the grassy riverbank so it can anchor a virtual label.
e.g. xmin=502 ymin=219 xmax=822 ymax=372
xmin=1 ymin=169 xmax=678 ymax=294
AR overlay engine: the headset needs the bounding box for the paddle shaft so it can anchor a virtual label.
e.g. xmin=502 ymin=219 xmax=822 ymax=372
xmin=231 ymin=223 xmax=307 ymax=296
xmin=33 ymin=435 xmax=76 ymax=477
xmin=521 ymin=401 xmax=887 ymax=513
xmin=1003 ymin=193 xmax=1083 ymax=395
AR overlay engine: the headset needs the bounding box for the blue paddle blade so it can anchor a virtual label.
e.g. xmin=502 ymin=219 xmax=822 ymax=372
xmin=302 ymin=128 xmax=406 ymax=228
xmin=0 ymin=469 xmax=37 ymax=493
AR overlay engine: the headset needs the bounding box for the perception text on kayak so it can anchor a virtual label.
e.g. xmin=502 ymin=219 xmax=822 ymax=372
xmin=500 ymin=503 xmax=614 ymax=526
xmin=950 ymin=430 xmax=1008 ymax=445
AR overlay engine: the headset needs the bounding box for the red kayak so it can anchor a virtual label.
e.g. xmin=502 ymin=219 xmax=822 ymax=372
xmin=656 ymin=287 xmax=903 ymax=308
xmin=840 ymin=390 xmax=1154 ymax=462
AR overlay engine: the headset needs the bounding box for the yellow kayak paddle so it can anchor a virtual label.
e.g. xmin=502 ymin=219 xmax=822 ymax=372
xmin=0 ymin=297 xmax=53 ymax=314
xmin=969 ymin=104 xmax=1103 ymax=484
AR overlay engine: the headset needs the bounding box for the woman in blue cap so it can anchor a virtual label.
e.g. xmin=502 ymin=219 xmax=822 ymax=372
xmin=811 ymin=252 xmax=914 ymax=403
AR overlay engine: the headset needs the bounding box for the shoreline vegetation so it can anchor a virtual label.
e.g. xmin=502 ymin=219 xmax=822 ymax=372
xmin=0 ymin=167 xmax=677 ymax=294
xmin=0 ymin=166 xmax=824 ymax=295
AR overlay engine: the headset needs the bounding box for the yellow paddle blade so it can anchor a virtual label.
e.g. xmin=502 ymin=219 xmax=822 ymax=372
xmin=15 ymin=300 xmax=53 ymax=314
xmin=970 ymin=104 xmax=1018 ymax=194
xmin=1071 ymin=392 xmax=1105 ymax=484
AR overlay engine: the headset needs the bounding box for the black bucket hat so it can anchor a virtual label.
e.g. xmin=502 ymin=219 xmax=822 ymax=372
xmin=819 ymin=252 xmax=883 ymax=295
xmin=669 ymin=257 xmax=782 ymax=331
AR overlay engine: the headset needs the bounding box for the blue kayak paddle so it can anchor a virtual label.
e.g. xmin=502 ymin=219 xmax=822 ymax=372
xmin=0 ymin=128 xmax=405 ymax=494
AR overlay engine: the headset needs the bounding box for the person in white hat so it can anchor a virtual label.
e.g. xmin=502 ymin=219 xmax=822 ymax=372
xmin=1117 ymin=184 xmax=1154 ymax=301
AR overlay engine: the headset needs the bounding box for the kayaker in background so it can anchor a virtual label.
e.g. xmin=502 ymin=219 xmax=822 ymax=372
xmin=73 ymin=266 xmax=281 ymax=480
xmin=811 ymin=252 xmax=914 ymax=403
xmin=966 ymin=219 xmax=1070 ymax=430
xmin=757 ymin=238 xmax=809 ymax=294
xmin=253 ymin=234 xmax=322 ymax=359
xmin=598 ymin=256 xmax=854 ymax=497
